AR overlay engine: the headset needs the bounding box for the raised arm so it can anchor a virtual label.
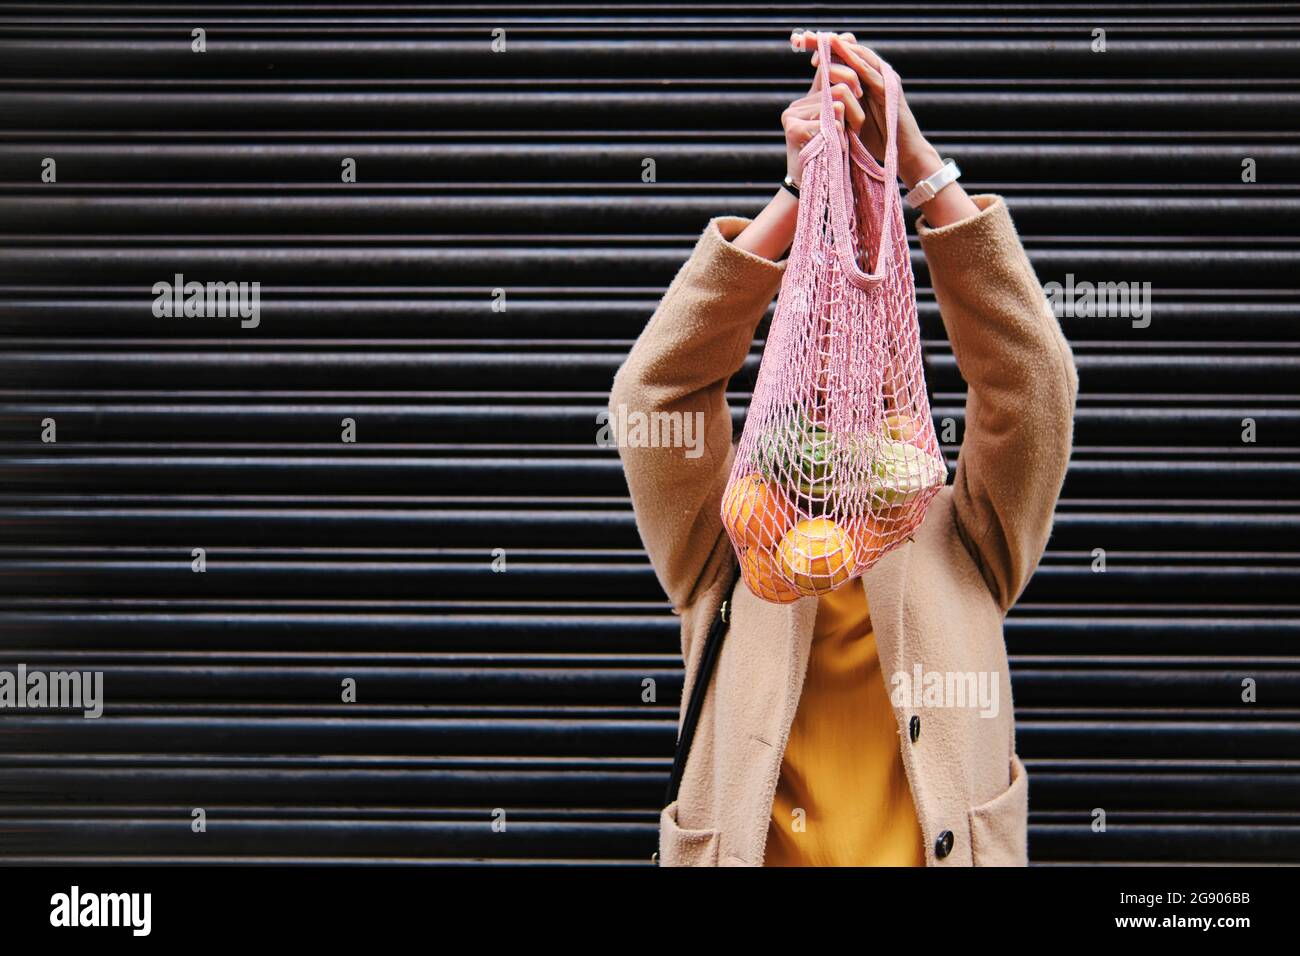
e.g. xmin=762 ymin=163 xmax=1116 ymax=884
xmin=805 ymin=31 xmax=1078 ymax=610
xmin=608 ymin=33 xmax=865 ymax=612
xmin=609 ymin=217 xmax=786 ymax=611
xmin=918 ymin=195 xmax=1080 ymax=611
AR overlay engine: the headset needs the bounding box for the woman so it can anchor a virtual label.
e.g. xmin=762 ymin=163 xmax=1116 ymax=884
xmin=610 ymin=32 xmax=1078 ymax=866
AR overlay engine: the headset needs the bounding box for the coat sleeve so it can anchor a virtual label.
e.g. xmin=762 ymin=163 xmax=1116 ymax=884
xmin=917 ymin=194 xmax=1080 ymax=612
xmin=609 ymin=216 xmax=787 ymax=612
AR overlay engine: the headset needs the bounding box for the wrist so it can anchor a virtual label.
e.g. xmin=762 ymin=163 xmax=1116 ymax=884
xmin=771 ymin=184 xmax=798 ymax=213
xmin=731 ymin=187 xmax=798 ymax=262
xmin=900 ymin=143 xmax=942 ymax=190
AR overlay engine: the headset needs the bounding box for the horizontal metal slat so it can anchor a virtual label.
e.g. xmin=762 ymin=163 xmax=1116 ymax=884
xmin=0 ymin=554 xmax=1294 ymax=603
xmin=1 ymin=35 xmax=1298 ymax=81
xmin=3 ymin=193 xmax=1297 ymax=236
xmin=1 ymin=243 xmax=1298 ymax=288
xmin=3 ymin=87 xmax=1299 ymax=132
xmin=0 ymin=141 xmax=1296 ymax=186
xmin=0 ymin=348 xmax=1296 ymax=393
xmin=1 ymin=401 xmax=1296 ymax=446
xmin=0 ymin=296 xmax=1293 ymax=341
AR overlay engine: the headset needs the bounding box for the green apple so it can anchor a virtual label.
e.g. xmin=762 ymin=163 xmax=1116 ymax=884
xmin=795 ymin=426 xmax=835 ymax=487
xmin=868 ymin=438 xmax=946 ymax=508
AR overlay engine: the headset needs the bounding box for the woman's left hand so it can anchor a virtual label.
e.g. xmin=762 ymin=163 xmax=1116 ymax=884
xmin=797 ymin=30 xmax=943 ymax=189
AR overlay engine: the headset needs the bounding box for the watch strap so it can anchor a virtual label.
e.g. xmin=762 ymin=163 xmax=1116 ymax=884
xmin=904 ymin=158 xmax=961 ymax=209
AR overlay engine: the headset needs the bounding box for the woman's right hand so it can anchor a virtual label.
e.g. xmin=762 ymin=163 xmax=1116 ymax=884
xmin=786 ymin=30 xmax=977 ymax=227
xmin=782 ymin=36 xmax=866 ymax=186
xmin=734 ymin=36 xmax=865 ymax=260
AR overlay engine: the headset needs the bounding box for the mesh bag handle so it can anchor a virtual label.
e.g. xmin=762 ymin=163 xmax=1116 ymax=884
xmin=814 ymin=31 xmax=900 ymax=290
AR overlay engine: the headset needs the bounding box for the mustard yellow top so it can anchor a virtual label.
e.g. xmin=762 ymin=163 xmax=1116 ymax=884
xmin=764 ymin=578 xmax=926 ymax=866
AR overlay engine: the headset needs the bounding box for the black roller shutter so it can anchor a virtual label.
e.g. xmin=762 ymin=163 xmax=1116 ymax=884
xmin=0 ymin=2 xmax=1297 ymax=864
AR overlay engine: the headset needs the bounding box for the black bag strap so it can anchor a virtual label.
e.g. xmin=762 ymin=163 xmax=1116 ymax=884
xmin=663 ymin=562 xmax=738 ymax=808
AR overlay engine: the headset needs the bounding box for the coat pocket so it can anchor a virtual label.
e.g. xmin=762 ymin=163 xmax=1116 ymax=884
xmin=659 ymin=800 xmax=721 ymax=867
xmin=967 ymin=752 xmax=1029 ymax=866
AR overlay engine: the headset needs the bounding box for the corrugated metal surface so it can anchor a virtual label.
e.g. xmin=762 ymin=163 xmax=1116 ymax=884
xmin=0 ymin=2 xmax=1297 ymax=864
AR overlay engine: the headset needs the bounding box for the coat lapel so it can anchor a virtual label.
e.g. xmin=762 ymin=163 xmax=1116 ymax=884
xmin=859 ymin=540 xmax=912 ymax=684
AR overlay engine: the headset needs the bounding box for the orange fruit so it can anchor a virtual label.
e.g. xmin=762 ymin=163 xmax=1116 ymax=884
xmin=884 ymin=411 xmax=923 ymax=443
xmin=776 ymin=517 xmax=856 ymax=595
xmin=722 ymin=474 xmax=795 ymax=550
xmin=846 ymin=514 xmax=885 ymax=559
xmin=740 ymin=547 xmax=803 ymax=604
xmin=846 ymin=512 xmax=903 ymax=564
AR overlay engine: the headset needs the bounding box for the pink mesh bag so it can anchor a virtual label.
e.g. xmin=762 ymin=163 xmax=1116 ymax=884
xmin=722 ymin=34 xmax=947 ymax=604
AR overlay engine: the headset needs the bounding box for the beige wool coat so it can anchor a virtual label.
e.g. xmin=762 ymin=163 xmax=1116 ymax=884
xmin=610 ymin=195 xmax=1078 ymax=866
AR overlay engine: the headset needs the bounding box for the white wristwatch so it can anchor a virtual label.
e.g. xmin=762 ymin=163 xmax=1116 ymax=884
xmin=904 ymin=158 xmax=961 ymax=209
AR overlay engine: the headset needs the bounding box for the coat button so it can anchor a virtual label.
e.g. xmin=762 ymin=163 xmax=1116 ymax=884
xmin=935 ymin=830 xmax=954 ymax=859
xmin=909 ymin=715 xmax=920 ymax=742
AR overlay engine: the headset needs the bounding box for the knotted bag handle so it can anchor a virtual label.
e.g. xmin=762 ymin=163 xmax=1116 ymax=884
xmin=814 ymin=31 xmax=900 ymax=290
